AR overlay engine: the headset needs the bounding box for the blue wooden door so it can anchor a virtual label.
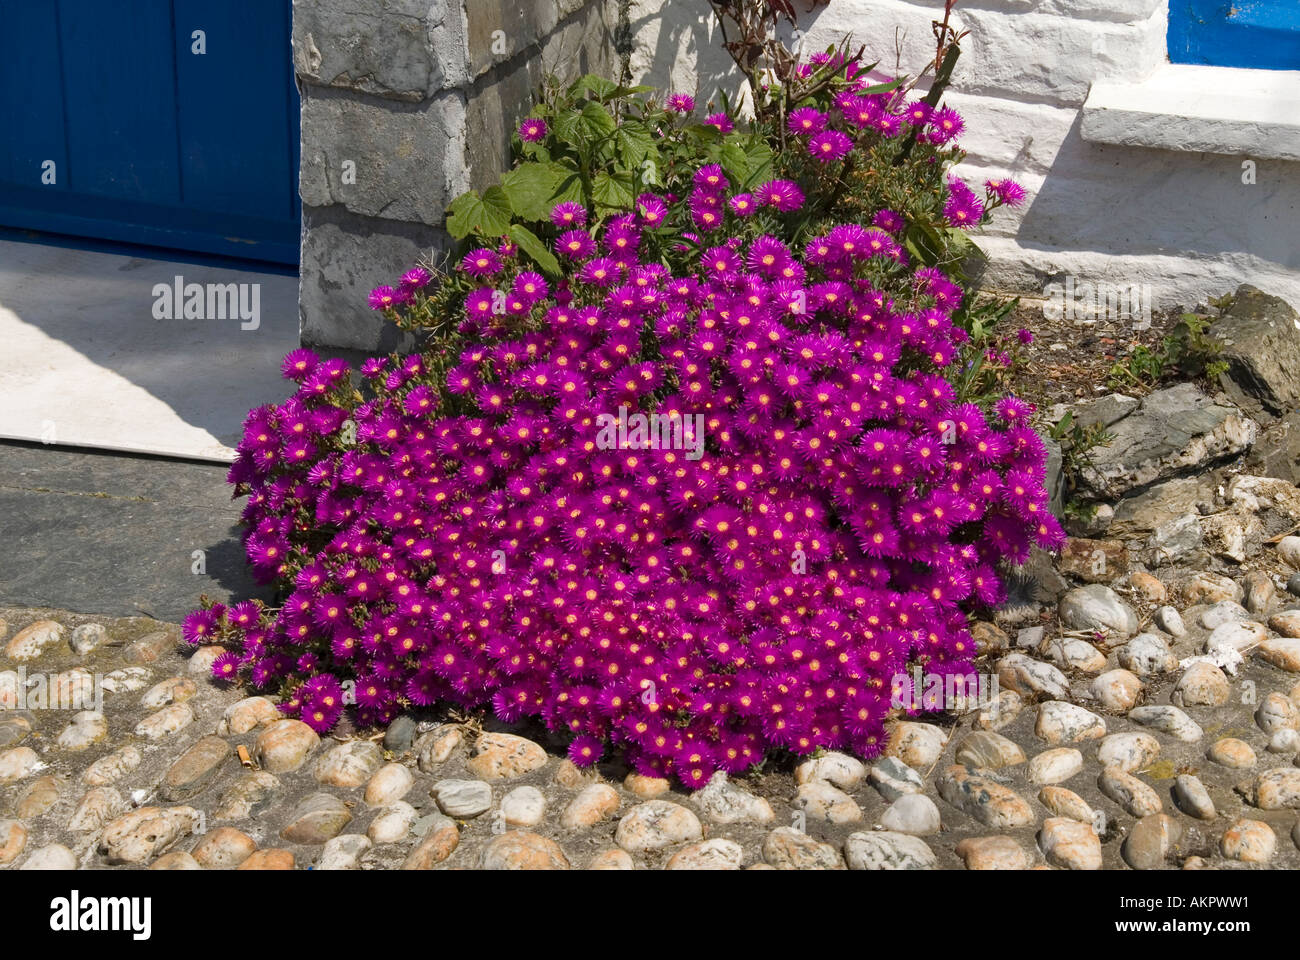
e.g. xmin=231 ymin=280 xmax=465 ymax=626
xmin=0 ymin=0 xmax=300 ymax=264
xmin=1169 ymin=1 xmax=1300 ymax=70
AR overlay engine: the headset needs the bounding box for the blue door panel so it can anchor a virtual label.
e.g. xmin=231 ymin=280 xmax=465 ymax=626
xmin=1170 ymin=0 xmax=1300 ymax=70
xmin=0 ymin=4 xmax=68 ymax=188
xmin=0 ymin=0 xmax=300 ymax=264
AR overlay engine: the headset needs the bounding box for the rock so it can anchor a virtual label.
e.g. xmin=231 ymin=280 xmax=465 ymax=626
xmin=383 ymin=715 xmax=418 ymax=754
xmin=936 ymin=766 xmax=1035 ymax=827
xmin=1028 ymin=748 xmax=1084 ymax=785
xmin=15 ymin=776 xmax=62 ymax=819
xmin=1144 ymin=514 xmax=1204 ymax=566
xmin=885 ymin=722 xmax=948 ymax=768
xmin=432 ymin=779 xmax=493 ymax=818
xmin=237 ymin=849 xmax=295 ymax=870
xmin=1128 ymin=705 xmax=1204 ymax=742
xmin=954 ymin=835 xmax=1032 ymax=870
xmin=1035 ymin=701 xmax=1107 ymax=744
xmin=1097 ymin=732 xmax=1161 ymax=773
xmin=1038 ymin=634 xmax=1107 ymax=673
xmin=1221 ymin=818 xmax=1276 ymax=862
xmin=879 ymin=794 xmax=941 ymax=835
xmin=1123 ymin=813 xmax=1185 ymax=870
xmin=954 ymin=731 xmax=1026 ymax=769
xmin=1183 ymin=572 xmax=1243 ymax=605
xmin=843 ymin=831 xmax=936 ymax=870
xmin=191 ymin=827 xmax=257 ymax=868
xmin=560 ymin=783 xmax=620 ymax=828
xmin=1076 ymin=383 xmax=1256 ymax=500
xmin=1256 ymin=637 xmax=1300 ymax=672
xmin=1037 ymin=786 xmax=1095 ymax=823
xmin=1153 ymin=605 xmax=1187 ymax=637
xmin=315 ymin=834 xmax=371 ymax=870
xmin=1208 ymin=738 xmax=1257 ymax=769
xmin=0 ymin=747 xmax=41 ymax=784
xmin=1205 ymin=620 xmax=1268 ymax=655
xmin=1058 ymin=584 xmax=1139 ymax=637
xmin=465 ymin=732 xmax=547 ymax=780
xmin=0 ymin=820 xmax=27 ymax=865
xmin=615 ymin=801 xmax=703 ymax=853
xmin=83 ymin=745 xmax=142 ymax=786
xmin=215 ymin=697 xmax=280 ymax=735
xmin=1058 ymin=538 xmax=1128 ymax=583
xmin=1089 ymin=669 xmax=1144 ymax=712
xmin=869 ymin=757 xmax=925 ymax=801
xmin=364 ymin=763 xmax=413 ymax=808
xmin=1256 ymin=691 xmax=1300 ymax=735
xmin=141 ymin=677 xmax=197 ymax=710
xmin=281 ymin=792 xmax=352 ymax=844
xmin=970 ymin=621 xmax=1010 ymax=655
xmin=1242 ymin=571 xmax=1276 ymax=614
xmin=480 ymin=831 xmax=570 ymax=870
xmin=1039 ymin=817 xmax=1102 ymax=870
xmin=0 ymin=712 xmax=31 ymax=748
xmin=1289 ymin=574 xmax=1300 ymax=597
xmin=695 ymin=771 xmax=774 ymax=824
xmin=500 ymin=786 xmax=546 ymax=827
xmin=367 ymin=801 xmax=418 ymax=843
xmin=152 ymin=849 xmax=204 ymax=869
xmin=794 ymin=752 xmax=865 ymax=791
xmin=763 ymin=827 xmax=844 ymax=869
xmin=56 ymin=711 xmax=108 ymax=751
xmin=1128 ymin=572 xmax=1167 ymax=603
xmin=134 ymin=703 xmax=194 ymax=741
xmin=70 ymin=623 xmax=107 ymax=656
xmin=588 ymin=849 xmax=635 ymax=870
xmin=1210 ymin=284 xmax=1300 ymax=418
xmin=666 ymin=838 xmax=745 ymax=870
xmin=1015 ymin=626 xmax=1045 ymax=650
xmin=624 ymin=773 xmax=669 ymax=799
xmin=101 ymin=668 xmax=150 ymax=693
xmin=100 ymin=806 xmax=198 ymax=864
xmin=122 ymin=630 xmax=174 ymax=664
xmin=213 ymin=771 xmax=280 ymax=820
xmin=1172 ymin=661 xmax=1231 ymax=707
xmin=997 ymin=654 xmax=1070 ymax=699
xmin=551 ymin=759 xmax=594 ymax=790
xmin=314 ymin=740 xmax=383 ymax=788
xmin=1098 ymin=768 xmax=1162 ymax=817
xmin=1238 ymin=767 xmax=1300 ymax=809
xmin=68 ymin=787 xmax=125 ymax=832
xmin=1118 ymin=634 xmax=1178 ymax=677
xmin=252 ymin=719 xmax=320 ymax=773
xmin=974 ymin=690 xmax=1024 ymax=731
xmin=1199 ymin=600 xmax=1250 ymax=630
xmin=162 ymin=735 xmax=231 ymax=801
xmin=1268 ymin=728 xmax=1300 ymax=752
xmin=1268 ymin=610 xmax=1300 ymax=637
xmin=4 ymin=620 xmax=65 ymax=660
xmin=187 ymin=645 xmax=225 ymax=676
xmin=1201 ymin=512 xmax=1256 ymax=562
xmin=415 ymin=725 xmax=463 ymax=770
xmin=20 ymin=844 xmax=78 ymax=870
xmin=1173 ymin=775 xmax=1217 ymax=820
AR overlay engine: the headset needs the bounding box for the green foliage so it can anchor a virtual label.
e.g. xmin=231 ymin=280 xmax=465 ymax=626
xmin=1106 ymin=313 xmax=1228 ymax=390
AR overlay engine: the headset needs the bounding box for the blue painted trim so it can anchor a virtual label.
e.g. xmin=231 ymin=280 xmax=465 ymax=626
xmin=1169 ymin=0 xmax=1300 ymax=70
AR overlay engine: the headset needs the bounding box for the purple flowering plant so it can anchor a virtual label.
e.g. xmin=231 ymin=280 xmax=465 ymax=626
xmin=190 ymin=43 xmax=1061 ymax=787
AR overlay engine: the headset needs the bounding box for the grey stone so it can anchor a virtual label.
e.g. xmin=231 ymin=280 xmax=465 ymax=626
xmin=1058 ymin=584 xmax=1138 ymax=637
xmin=878 ymin=795 xmax=941 ymax=836
xmin=1076 ymin=383 xmax=1257 ymax=500
xmin=1173 ymin=775 xmax=1216 ymax=820
xmin=384 ymin=715 xmax=418 ymax=754
xmin=869 ymin=757 xmax=924 ymax=802
xmin=1210 ymin=284 xmax=1300 ymax=418
xmin=844 ymin=831 xmax=936 ymax=870
xmin=432 ymin=779 xmax=493 ymax=818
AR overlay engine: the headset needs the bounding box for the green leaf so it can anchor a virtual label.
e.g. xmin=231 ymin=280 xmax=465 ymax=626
xmin=508 ymin=224 xmax=561 ymax=278
xmin=614 ymin=122 xmax=657 ymax=166
xmin=445 ymin=187 xmax=512 ymax=240
xmin=500 ymin=163 xmax=563 ymax=222
xmin=549 ymin=161 xmax=586 ymax=206
xmin=570 ymin=74 xmax=619 ymax=101
xmin=580 ymin=100 xmax=616 ymax=138
xmin=718 ymin=141 xmax=749 ymax=183
xmin=592 ymin=170 xmax=634 ymax=209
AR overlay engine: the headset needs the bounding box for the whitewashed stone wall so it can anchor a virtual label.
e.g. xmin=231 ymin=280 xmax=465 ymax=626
xmin=630 ymin=0 xmax=1300 ymax=312
xmin=293 ymin=0 xmax=615 ymax=350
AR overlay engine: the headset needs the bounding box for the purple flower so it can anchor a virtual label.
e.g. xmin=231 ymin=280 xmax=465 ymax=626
xmin=518 ymin=117 xmax=548 ymax=142
xmin=809 ymin=129 xmax=853 ymax=162
xmin=666 ymin=93 xmax=695 ymax=114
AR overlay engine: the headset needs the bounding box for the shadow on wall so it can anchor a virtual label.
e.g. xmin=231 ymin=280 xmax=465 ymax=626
xmin=628 ymin=0 xmax=745 ymax=108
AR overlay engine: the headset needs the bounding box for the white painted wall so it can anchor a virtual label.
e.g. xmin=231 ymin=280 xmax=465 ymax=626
xmin=629 ymin=0 xmax=1300 ymax=312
